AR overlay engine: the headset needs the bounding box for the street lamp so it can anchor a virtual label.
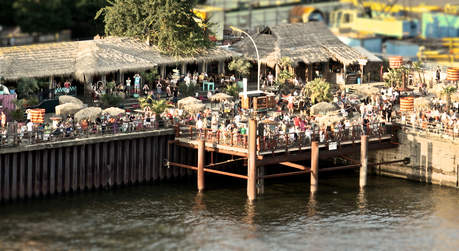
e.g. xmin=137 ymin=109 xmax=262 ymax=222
xmin=230 ymin=26 xmax=260 ymax=92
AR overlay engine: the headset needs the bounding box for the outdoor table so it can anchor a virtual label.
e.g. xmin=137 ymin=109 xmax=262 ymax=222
xmin=203 ymin=81 xmax=215 ymax=92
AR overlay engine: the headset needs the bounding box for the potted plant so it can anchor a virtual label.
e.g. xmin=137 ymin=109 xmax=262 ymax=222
xmin=139 ymin=95 xmax=173 ymax=128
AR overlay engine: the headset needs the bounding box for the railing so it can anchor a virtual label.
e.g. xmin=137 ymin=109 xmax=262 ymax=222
xmin=0 ymin=119 xmax=172 ymax=148
xmin=175 ymin=122 xmax=394 ymax=152
xmin=397 ymin=120 xmax=458 ymax=140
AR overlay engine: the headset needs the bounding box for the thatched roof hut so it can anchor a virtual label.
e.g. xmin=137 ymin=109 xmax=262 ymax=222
xmin=0 ymin=37 xmax=235 ymax=81
xmin=232 ymin=22 xmax=366 ymax=68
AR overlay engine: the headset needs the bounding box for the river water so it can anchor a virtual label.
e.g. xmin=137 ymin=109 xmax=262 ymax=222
xmin=1 ymin=173 xmax=459 ymax=250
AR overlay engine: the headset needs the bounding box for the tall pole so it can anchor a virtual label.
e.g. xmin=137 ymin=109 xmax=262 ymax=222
xmin=360 ymin=135 xmax=368 ymax=188
xmin=311 ymin=141 xmax=319 ymax=193
xmin=247 ymin=119 xmax=257 ymax=201
xmin=230 ymin=26 xmax=260 ymax=91
xmin=198 ymin=139 xmax=205 ymax=192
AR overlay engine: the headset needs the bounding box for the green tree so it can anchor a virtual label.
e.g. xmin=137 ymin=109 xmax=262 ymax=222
xmin=13 ymin=0 xmax=73 ymax=34
xmin=412 ymin=61 xmax=425 ymax=85
xmin=96 ymin=0 xmax=214 ymax=56
xmin=301 ymin=78 xmax=332 ymax=104
xmin=276 ymin=57 xmax=294 ymax=85
xmin=228 ymin=57 xmax=251 ymax=79
xmin=0 ymin=0 xmax=16 ymax=27
xmin=17 ymin=78 xmax=39 ymax=99
xmin=441 ymin=85 xmax=458 ymax=110
xmin=224 ymin=83 xmax=241 ymax=99
xmin=71 ymin=0 xmax=107 ymax=39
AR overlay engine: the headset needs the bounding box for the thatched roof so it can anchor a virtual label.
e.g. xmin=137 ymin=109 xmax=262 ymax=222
xmin=0 ymin=37 xmax=235 ymax=81
xmin=232 ymin=22 xmax=366 ymax=67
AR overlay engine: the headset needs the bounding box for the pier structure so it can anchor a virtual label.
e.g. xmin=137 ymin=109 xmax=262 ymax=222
xmin=169 ymin=118 xmax=399 ymax=201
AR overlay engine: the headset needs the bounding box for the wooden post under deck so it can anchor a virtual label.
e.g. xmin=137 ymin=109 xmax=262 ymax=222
xmin=247 ymin=119 xmax=257 ymax=201
xmin=311 ymin=141 xmax=319 ymax=193
xmin=198 ymin=139 xmax=205 ymax=192
xmin=360 ymin=135 xmax=368 ymax=188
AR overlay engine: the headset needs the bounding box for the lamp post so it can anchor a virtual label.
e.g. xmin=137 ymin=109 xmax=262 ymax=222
xmin=230 ymin=26 xmax=260 ymax=91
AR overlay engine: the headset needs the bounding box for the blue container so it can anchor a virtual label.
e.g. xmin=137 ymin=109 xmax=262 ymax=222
xmin=9 ymin=89 xmax=15 ymax=94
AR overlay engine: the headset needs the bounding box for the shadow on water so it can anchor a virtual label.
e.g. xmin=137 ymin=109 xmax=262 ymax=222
xmin=0 ymin=172 xmax=459 ymax=250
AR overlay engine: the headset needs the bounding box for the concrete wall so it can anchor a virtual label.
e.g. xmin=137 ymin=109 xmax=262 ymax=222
xmin=370 ymin=130 xmax=459 ymax=188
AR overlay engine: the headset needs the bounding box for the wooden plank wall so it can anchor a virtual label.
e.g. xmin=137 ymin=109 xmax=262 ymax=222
xmin=0 ymin=134 xmax=184 ymax=202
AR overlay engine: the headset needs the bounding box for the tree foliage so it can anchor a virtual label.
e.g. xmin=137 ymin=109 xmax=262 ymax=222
xmin=228 ymin=57 xmax=252 ymax=79
xmin=441 ymin=85 xmax=458 ymax=109
xmin=301 ymin=78 xmax=332 ymax=104
xmin=17 ymin=78 xmax=39 ymax=99
xmin=96 ymin=0 xmax=214 ymax=56
xmin=139 ymin=95 xmax=172 ymax=114
xmin=225 ymin=83 xmax=241 ymax=99
xmin=10 ymin=0 xmax=107 ymax=38
xmin=13 ymin=0 xmax=73 ymax=34
xmin=276 ymin=57 xmax=294 ymax=85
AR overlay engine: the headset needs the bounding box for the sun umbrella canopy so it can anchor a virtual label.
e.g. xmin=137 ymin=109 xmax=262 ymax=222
xmin=58 ymin=95 xmax=83 ymax=105
xmin=178 ymin=97 xmax=202 ymax=109
xmin=414 ymin=97 xmax=431 ymax=109
xmin=74 ymin=107 xmax=102 ymax=122
xmin=209 ymin=93 xmax=233 ymax=102
xmin=55 ymin=103 xmax=84 ymax=117
xmin=183 ymin=103 xmax=206 ymax=114
xmin=317 ymin=114 xmax=344 ymax=126
xmin=103 ymin=107 xmax=125 ymax=116
xmin=310 ymin=102 xmax=338 ymax=115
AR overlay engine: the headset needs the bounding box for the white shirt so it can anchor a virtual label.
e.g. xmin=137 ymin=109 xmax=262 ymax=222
xmin=27 ymin=122 xmax=34 ymax=132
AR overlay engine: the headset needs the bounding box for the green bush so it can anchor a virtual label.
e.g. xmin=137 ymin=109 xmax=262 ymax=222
xmin=178 ymin=82 xmax=199 ymax=97
xmin=100 ymin=94 xmax=124 ymax=107
xmin=9 ymin=109 xmax=25 ymax=122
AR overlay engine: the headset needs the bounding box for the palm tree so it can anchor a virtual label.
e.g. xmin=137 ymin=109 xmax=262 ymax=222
xmin=228 ymin=57 xmax=251 ymax=79
xmin=412 ymin=61 xmax=425 ymax=85
xmin=139 ymin=95 xmax=173 ymax=128
xmin=276 ymin=57 xmax=294 ymax=89
xmin=301 ymin=78 xmax=332 ymax=104
xmin=224 ymin=83 xmax=241 ymax=99
xmin=441 ymin=85 xmax=458 ymax=110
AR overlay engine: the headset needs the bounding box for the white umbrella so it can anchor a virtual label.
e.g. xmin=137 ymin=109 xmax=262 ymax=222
xmin=310 ymin=102 xmax=338 ymax=115
xmin=103 ymin=107 xmax=125 ymax=116
xmin=177 ymin=96 xmax=202 ymax=109
xmin=55 ymin=103 xmax=84 ymax=117
xmin=209 ymin=93 xmax=233 ymax=102
xmin=58 ymin=95 xmax=83 ymax=105
xmin=74 ymin=107 xmax=102 ymax=122
xmin=183 ymin=103 xmax=206 ymax=114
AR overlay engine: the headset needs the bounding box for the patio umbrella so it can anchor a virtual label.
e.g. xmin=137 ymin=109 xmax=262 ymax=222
xmin=414 ymin=97 xmax=431 ymax=109
xmin=183 ymin=103 xmax=206 ymax=114
xmin=74 ymin=107 xmax=102 ymax=122
xmin=310 ymin=102 xmax=338 ymax=115
xmin=177 ymin=97 xmax=202 ymax=109
xmin=55 ymin=103 xmax=84 ymax=117
xmin=209 ymin=93 xmax=233 ymax=102
xmin=103 ymin=107 xmax=125 ymax=116
xmin=58 ymin=95 xmax=84 ymax=105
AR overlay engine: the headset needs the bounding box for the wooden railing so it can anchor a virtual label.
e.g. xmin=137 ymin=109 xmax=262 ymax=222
xmin=175 ymin=122 xmax=394 ymax=152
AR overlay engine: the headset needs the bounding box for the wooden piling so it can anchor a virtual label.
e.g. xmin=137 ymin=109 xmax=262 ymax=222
xmin=360 ymin=135 xmax=368 ymax=188
xmin=197 ymin=139 xmax=205 ymax=192
xmin=247 ymin=119 xmax=257 ymax=201
xmin=311 ymin=141 xmax=319 ymax=193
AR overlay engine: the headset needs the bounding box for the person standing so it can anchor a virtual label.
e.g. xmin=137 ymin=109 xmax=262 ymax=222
xmin=126 ymin=77 xmax=132 ymax=95
xmin=134 ymin=73 xmax=141 ymax=94
xmin=436 ymin=67 xmax=441 ymax=83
